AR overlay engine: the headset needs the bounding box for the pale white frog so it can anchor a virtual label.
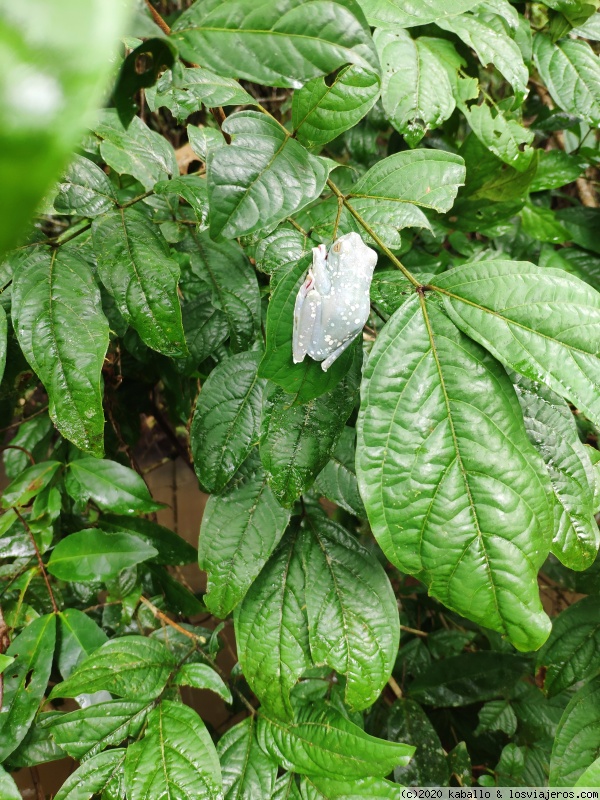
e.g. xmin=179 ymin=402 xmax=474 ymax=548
xmin=293 ymin=232 xmax=377 ymax=371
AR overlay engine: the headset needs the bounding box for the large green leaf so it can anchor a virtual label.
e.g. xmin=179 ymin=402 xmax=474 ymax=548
xmin=92 ymin=109 xmax=178 ymax=190
xmin=434 ymin=260 xmax=600 ymax=430
xmin=147 ymin=65 xmax=254 ymax=123
xmin=476 ymin=700 xmax=518 ymax=736
xmin=67 ymin=458 xmax=164 ymax=514
xmin=292 ymin=65 xmax=380 ymax=148
xmin=175 ymin=663 xmax=232 ymax=703
xmin=218 ymin=717 xmax=278 ymax=800
xmin=54 ymin=749 xmax=126 ymax=800
xmin=199 ymin=452 xmax=291 ymax=618
xmin=92 ymin=208 xmax=187 ymax=357
xmin=437 ymin=11 xmax=529 ymax=102
xmin=0 ymin=0 xmax=130 ymax=256
xmin=388 ymin=699 xmax=449 ymax=786
xmin=537 ymin=597 xmax=600 ymax=697
xmin=576 ymin=756 xmax=600 ymax=788
xmin=99 ymin=514 xmax=197 ymax=565
xmin=345 ymin=149 xmax=465 ymax=247
xmin=260 ymin=352 xmax=360 ymax=507
xmin=356 ymin=293 xmax=553 ymax=651
xmin=2 ymin=413 xmax=52 ymax=479
xmin=257 ymin=703 xmax=414 ymax=779
xmin=512 ymin=373 xmax=600 ymax=570
xmin=235 ymin=527 xmax=310 ymax=718
xmin=462 ymin=102 xmax=534 ymax=172
xmin=375 ymin=29 xmax=455 ymax=147
xmin=53 ymin=154 xmax=118 ymax=217
xmin=56 ymin=608 xmax=108 ymax=679
xmin=314 ymin=426 xmax=365 ymax=517
xmin=408 ymin=652 xmax=528 ymax=706
xmin=301 ymin=775 xmax=403 ymax=799
xmin=1 ymin=461 xmax=61 ymax=508
xmin=300 ymin=515 xmax=399 ymax=709
xmin=124 ymin=701 xmax=221 ymax=800
xmin=50 ymin=636 xmax=177 ymax=701
xmin=0 ymin=615 xmax=56 ymax=761
xmin=358 ymin=0 xmax=481 ymax=27
xmin=550 ymin=677 xmax=600 ymax=786
xmin=208 ymin=111 xmax=331 ymax=239
xmin=259 ymin=255 xmax=356 ymax=403
xmin=191 ymin=351 xmax=265 ymax=493
xmin=187 ymin=230 xmax=261 ymax=351
xmin=48 ymin=529 xmax=158 ymax=582
xmin=11 ymin=248 xmax=109 ymax=455
xmin=49 ymin=700 xmax=150 ymax=760
xmin=533 ymin=34 xmax=600 ymax=126
xmin=0 ymin=767 xmax=20 ymax=800
xmin=170 ymin=0 xmax=377 ymax=88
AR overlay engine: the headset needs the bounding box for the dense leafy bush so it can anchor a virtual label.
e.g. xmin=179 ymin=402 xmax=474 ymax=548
xmin=2 ymin=0 xmax=600 ymax=795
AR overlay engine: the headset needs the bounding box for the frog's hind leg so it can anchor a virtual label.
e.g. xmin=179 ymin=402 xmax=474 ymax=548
xmin=293 ymin=285 xmax=322 ymax=364
xmin=321 ymin=333 xmax=355 ymax=371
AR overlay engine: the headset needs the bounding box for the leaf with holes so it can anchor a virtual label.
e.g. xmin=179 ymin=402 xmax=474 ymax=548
xmin=357 ymin=293 xmax=553 ymax=651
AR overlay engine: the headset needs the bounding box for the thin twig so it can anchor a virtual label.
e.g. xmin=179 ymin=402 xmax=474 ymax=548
xmin=14 ymin=508 xmax=57 ymax=613
xmin=0 ymin=444 xmax=35 ymax=466
xmin=401 ymin=624 xmax=428 ymax=637
xmin=145 ymin=0 xmax=171 ymax=35
xmin=388 ymin=675 xmax=403 ymax=699
xmin=139 ymin=595 xmax=207 ymax=643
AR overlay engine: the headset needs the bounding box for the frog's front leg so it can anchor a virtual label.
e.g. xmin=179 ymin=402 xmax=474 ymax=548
xmin=311 ymin=243 xmax=331 ymax=294
xmin=321 ymin=333 xmax=355 ymax=372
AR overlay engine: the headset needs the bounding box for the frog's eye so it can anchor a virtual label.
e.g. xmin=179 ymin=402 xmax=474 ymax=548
xmin=333 ymin=242 xmax=341 ymax=253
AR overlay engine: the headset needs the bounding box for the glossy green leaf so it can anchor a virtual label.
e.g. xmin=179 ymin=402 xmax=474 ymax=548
xmin=257 ymin=703 xmax=414 ymax=779
xmin=235 ymin=527 xmax=310 ymax=718
xmin=199 ymin=452 xmax=291 ymax=618
xmin=0 ymin=766 xmax=20 ymax=800
xmin=260 ymin=353 xmax=360 ymax=507
xmin=409 ymin=652 xmax=529 ymax=706
xmin=56 ymin=608 xmax=108 ymax=679
xmin=434 ymin=260 xmax=600 ymax=430
xmin=521 ymin=204 xmax=571 ymax=245
xmin=170 ymin=0 xmax=377 ymax=88
xmin=274 ymin=774 xmax=303 ymax=800
xmin=187 ymin=230 xmax=260 ymax=351
xmin=68 ymin=458 xmax=164 ymax=514
xmin=11 ymin=248 xmax=109 ymax=455
xmin=99 ymin=514 xmax=197 ymax=565
xmin=1 ymin=461 xmax=61 ymax=508
xmin=357 ymin=294 xmax=553 ymax=651
xmin=462 ymin=102 xmax=534 ymax=172
xmin=575 ymin=756 xmax=600 ymax=788
xmin=93 ymin=109 xmax=178 ymax=189
xmin=346 ymin=150 xmax=465 ymax=247
xmin=300 ymin=515 xmax=399 ymax=709
xmin=191 ymin=351 xmax=265 ymax=493
xmin=92 ymin=208 xmax=187 ymax=357
xmin=437 ymin=11 xmax=529 ymax=103
xmin=259 ymin=255 xmax=356 ymax=403
xmin=375 ymin=29 xmax=455 ymax=147
xmin=530 ymin=150 xmax=585 ymax=192
xmin=147 ymin=65 xmax=254 ymax=123
xmin=550 ymin=677 xmax=600 ymax=786
xmin=556 ymin=207 xmax=600 ymax=256
xmin=54 ymin=154 xmax=117 ymax=217
xmin=175 ymin=663 xmax=232 ymax=703
xmin=447 ymin=742 xmax=473 ymax=786
xmin=476 ymin=700 xmax=518 ymax=736
xmin=301 ymin=774 xmax=403 ymax=799
xmin=50 ymin=636 xmax=176 ymax=701
xmin=188 ymin=125 xmax=225 ymax=163
xmin=3 ymin=413 xmax=52 ymax=479
xmin=54 ymin=749 xmax=126 ymax=800
xmin=0 ymin=0 xmax=130 ymax=255
xmin=6 ymin=711 xmax=66 ymax=770
xmin=292 ymin=65 xmax=380 ymax=147
xmin=314 ymin=426 xmax=365 ymax=517
xmin=537 ymin=597 xmax=600 ymax=697
xmin=49 ymin=700 xmax=150 ymax=760
xmin=512 ymin=373 xmax=600 ymax=570
xmin=179 ymin=293 xmax=229 ymax=366
xmin=218 ymin=717 xmax=278 ymax=800
xmin=0 ymin=615 xmax=56 ymax=761
xmin=155 ymin=174 xmax=209 ymax=224
xmin=254 ymin=227 xmax=310 ymax=277
xmin=359 ymin=0 xmax=481 ymax=27
xmin=208 ymin=111 xmax=331 ymax=239
xmin=533 ymin=34 xmax=600 ymax=126
xmin=124 ymin=701 xmax=221 ymax=800
xmin=388 ymin=699 xmax=449 ymax=786
xmin=48 ymin=529 xmax=158 ymax=582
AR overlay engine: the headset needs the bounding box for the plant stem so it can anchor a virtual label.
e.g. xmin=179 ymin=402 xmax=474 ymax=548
xmin=13 ymin=508 xmax=57 ymax=614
